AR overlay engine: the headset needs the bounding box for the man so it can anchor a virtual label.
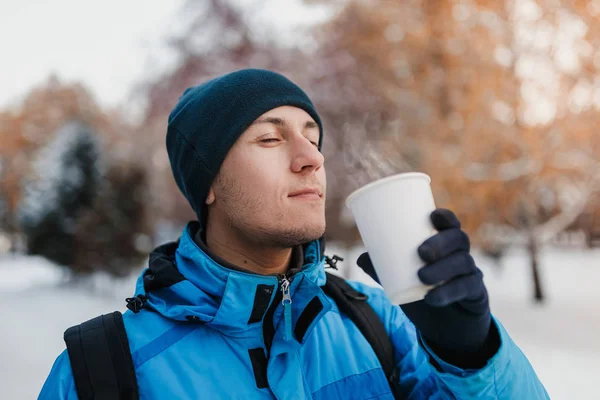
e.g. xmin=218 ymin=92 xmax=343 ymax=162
xmin=40 ymin=69 xmax=549 ymax=399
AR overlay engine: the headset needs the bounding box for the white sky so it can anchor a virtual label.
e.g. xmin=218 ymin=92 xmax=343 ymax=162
xmin=0 ymin=0 xmax=333 ymax=110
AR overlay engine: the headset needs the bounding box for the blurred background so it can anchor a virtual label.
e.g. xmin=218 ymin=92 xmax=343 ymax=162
xmin=1 ymin=0 xmax=599 ymax=398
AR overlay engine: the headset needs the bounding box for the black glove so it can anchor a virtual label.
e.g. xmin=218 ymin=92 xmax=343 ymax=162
xmin=357 ymin=209 xmax=499 ymax=368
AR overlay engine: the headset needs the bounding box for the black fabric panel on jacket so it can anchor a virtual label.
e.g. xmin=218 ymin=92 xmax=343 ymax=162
xmin=294 ymin=296 xmax=324 ymax=342
xmin=263 ymin=289 xmax=283 ymax=354
xmin=248 ymin=284 xmax=276 ymax=324
xmin=144 ymin=241 xmax=185 ymax=292
xmin=248 ymin=348 xmax=269 ymax=389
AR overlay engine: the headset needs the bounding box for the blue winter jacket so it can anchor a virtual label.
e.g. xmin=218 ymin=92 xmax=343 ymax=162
xmin=40 ymin=222 xmax=549 ymax=399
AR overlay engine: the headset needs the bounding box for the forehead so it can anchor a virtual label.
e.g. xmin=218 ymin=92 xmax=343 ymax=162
xmin=254 ymin=106 xmax=316 ymax=124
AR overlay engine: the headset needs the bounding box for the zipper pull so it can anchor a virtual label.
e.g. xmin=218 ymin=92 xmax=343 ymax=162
xmin=281 ymin=275 xmax=293 ymax=341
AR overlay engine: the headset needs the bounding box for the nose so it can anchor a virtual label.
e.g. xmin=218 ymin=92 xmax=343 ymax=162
xmin=290 ymin=135 xmax=324 ymax=174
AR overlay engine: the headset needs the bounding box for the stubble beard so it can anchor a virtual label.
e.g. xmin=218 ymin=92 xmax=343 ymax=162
xmin=214 ymin=174 xmax=326 ymax=248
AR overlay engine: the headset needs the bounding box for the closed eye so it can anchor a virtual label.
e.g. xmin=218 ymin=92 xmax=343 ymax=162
xmin=261 ymin=138 xmax=281 ymax=143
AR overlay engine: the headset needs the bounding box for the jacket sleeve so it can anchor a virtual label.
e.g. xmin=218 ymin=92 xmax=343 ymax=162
xmin=352 ymin=282 xmax=550 ymax=399
xmin=38 ymin=350 xmax=79 ymax=400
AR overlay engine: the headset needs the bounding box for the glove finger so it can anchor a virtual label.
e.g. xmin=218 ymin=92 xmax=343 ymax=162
xmin=424 ymin=270 xmax=484 ymax=307
xmin=418 ymin=228 xmax=470 ymax=263
xmin=356 ymin=252 xmax=381 ymax=284
xmin=417 ymin=252 xmax=477 ymax=285
xmin=431 ymin=208 xmax=461 ymax=231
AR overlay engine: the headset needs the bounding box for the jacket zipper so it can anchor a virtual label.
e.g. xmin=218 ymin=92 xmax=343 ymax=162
xmin=280 ymin=274 xmax=293 ymax=341
xmin=263 ymin=274 xmax=294 ymax=355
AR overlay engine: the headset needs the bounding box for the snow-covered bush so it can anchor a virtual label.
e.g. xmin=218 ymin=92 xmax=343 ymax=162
xmin=18 ymin=121 xmax=101 ymax=266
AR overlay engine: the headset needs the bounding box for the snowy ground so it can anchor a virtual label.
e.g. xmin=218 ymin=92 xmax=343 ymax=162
xmin=1 ymin=246 xmax=598 ymax=399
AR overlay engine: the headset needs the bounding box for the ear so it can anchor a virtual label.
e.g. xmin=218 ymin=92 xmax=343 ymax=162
xmin=205 ymin=186 xmax=216 ymax=205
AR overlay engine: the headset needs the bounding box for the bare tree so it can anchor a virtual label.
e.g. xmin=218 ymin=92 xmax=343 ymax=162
xmin=305 ymin=0 xmax=600 ymax=301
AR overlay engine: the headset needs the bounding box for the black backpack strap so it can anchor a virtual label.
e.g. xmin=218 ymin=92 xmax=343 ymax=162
xmin=323 ymin=272 xmax=401 ymax=399
xmin=64 ymin=311 xmax=138 ymax=400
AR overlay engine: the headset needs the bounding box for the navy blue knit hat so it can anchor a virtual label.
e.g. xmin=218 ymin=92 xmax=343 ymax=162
xmin=166 ymin=69 xmax=323 ymax=227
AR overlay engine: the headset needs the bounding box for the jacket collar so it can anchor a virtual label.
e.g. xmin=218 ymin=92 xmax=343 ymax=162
xmin=191 ymin=226 xmax=306 ymax=278
xmin=132 ymin=221 xmax=330 ymax=339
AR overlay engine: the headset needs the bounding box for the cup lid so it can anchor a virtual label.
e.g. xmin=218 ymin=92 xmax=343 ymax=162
xmin=345 ymin=172 xmax=431 ymax=207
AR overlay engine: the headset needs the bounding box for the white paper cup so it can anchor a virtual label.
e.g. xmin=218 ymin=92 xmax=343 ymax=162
xmin=346 ymin=172 xmax=437 ymax=304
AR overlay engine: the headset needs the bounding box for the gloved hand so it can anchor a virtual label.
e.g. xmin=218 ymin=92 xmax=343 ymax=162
xmin=357 ymin=208 xmax=498 ymax=368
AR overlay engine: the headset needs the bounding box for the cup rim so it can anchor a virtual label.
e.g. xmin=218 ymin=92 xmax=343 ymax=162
xmin=346 ymin=172 xmax=431 ymax=207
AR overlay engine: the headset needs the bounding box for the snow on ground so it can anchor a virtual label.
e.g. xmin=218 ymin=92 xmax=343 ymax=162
xmin=475 ymin=248 xmax=600 ymax=399
xmin=0 ymin=255 xmax=141 ymax=400
xmin=1 ymin=246 xmax=598 ymax=399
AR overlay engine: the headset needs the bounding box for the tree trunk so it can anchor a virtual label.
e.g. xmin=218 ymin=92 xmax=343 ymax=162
xmin=528 ymin=232 xmax=544 ymax=302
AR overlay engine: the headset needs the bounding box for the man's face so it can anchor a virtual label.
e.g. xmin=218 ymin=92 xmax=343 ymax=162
xmin=206 ymin=106 xmax=326 ymax=248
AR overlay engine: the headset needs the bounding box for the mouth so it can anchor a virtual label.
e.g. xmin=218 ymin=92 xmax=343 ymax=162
xmin=288 ymin=188 xmax=323 ymax=199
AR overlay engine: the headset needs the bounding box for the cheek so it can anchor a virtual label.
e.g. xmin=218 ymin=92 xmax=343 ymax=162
xmin=241 ymin=163 xmax=281 ymax=194
xmin=237 ymin=153 xmax=287 ymax=193
xmin=220 ymin=165 xmax=284 ymax=215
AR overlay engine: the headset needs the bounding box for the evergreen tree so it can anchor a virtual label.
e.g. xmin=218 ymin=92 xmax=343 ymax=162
xmin=18 ymin=121 xmax=101 ymax=266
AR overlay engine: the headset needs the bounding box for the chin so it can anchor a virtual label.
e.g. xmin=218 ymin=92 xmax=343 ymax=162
xmin=302 ymin=222 xmax=326 ymax=242
xmin=300 ymin=223 xmax=326 ymax=242
xmin=295 ymin=215 xmax=326 ymax=236
xmin=257 ymin=220 xmax=326 ymax=248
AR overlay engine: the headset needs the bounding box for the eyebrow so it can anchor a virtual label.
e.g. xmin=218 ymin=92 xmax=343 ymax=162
xmin=251 ymin=117 xmax=319 ymax=131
